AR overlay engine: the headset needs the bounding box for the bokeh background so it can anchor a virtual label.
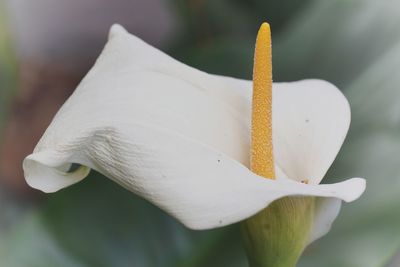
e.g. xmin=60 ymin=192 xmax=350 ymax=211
xmin=1 ymin=0 xmax=400 ymax=266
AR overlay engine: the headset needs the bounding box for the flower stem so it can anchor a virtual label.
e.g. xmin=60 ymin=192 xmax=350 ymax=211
xmin=241 ymin=197 xmax=315 ymax=267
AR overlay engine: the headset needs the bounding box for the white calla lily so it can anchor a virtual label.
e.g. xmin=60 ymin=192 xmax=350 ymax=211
xmin=23 ymin=24 xmax=365 ymax=246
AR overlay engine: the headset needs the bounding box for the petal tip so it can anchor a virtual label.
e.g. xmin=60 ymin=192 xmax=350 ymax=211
xmin=108 ymin=24 xmax=128 ymax=40
xmin=343 ymin=177 xmax=366 ymax=202
xmin=22 ymin=152 xmax=90 ymax=193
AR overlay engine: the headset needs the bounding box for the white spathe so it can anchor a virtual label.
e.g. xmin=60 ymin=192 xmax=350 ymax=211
xmin=23 ymin=25 xmax=365 ymax=243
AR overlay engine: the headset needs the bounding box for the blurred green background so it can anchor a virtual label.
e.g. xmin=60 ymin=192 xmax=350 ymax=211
xmin=1 ymin=0 xmax=400 ymax=266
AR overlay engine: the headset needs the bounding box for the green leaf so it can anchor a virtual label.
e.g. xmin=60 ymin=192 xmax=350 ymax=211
xmin=0 ymin=176 xmax=246 ymax=267
xmin=298 ymin=37 xmax=400 ymax=267
xmin=273 ymin=0 xmax=400 ymax=88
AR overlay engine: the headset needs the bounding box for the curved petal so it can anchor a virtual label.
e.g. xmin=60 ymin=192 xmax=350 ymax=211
xmin=219 ymin=77 xmax=351 ymax=184
xmin=273 ymin=80 xmax=351 ymax=184
xmin=24 ymin=118 xmax=365 ymax=230
xmin=308 ymin=197 xmax=342 ymax=244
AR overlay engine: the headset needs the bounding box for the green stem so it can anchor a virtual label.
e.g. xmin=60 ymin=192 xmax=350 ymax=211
xmin=241 ymin=197 xmax=315 ymax=267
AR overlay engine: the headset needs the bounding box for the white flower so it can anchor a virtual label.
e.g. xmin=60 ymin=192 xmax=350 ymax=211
xmin=23 ymin=25 xmax=365 ymax=247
